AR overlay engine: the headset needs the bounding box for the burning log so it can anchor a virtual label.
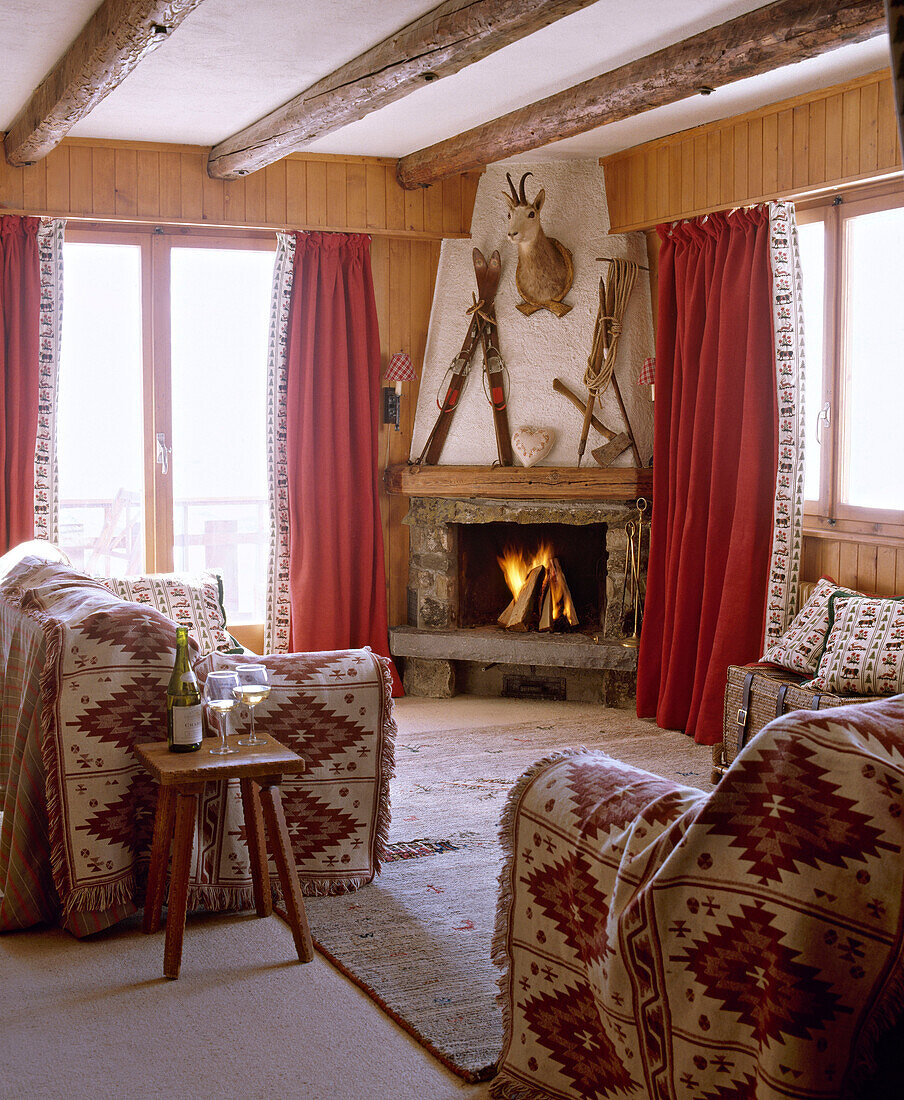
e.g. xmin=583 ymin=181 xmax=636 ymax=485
xmin=554 ymin=556 xmax=579 ymax=627
xmin=538 ymin=557 xmax=578 ymax=631
xmin=538 ymin=582 xmax=554 ymax=632
xmin=498 ymin=564 xmax=543 ymax=631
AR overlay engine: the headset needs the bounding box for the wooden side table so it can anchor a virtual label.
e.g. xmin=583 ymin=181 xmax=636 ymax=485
xmin=136 ymin=732 xmax=314 ymax=979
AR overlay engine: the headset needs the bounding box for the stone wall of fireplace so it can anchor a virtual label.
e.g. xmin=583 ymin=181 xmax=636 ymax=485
xmin=392 ymin=494 xmax=646 ymax=704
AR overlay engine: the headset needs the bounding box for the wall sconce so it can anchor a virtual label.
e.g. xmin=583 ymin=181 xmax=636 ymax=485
xmin=638 ymin=356 xmax=655 ymax=401
xmin=383 ymin=351 xmax=416 ymax=431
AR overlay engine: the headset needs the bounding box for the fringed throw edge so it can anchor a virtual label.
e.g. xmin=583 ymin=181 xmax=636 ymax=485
xmin=490 ymin=748 xmax=598 ymax=1096
xmin=372 ymin=648 xmax=398 ymax=875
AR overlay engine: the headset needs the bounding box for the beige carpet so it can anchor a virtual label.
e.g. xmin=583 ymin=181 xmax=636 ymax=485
xmin=305 ymin=701 xmax=712 ymax=1080
xmin=0 ymin=697 xmax=708 ymax=1100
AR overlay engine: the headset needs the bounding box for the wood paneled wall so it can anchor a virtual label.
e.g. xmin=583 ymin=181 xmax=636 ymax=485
xmin=605 ymin=72 xmax=904 ymax=597
xmin=602 ymin=70 xmax=902 ymax=233
xmin=371 ymin=236 xmax=442 ymax=627
xmin=0 ymin=138 xmax=477 ymax=628
xmin=801 ymin=538 xmax=904 ymax=596
xmin=0 ymin=138 xmax=480 ymax=239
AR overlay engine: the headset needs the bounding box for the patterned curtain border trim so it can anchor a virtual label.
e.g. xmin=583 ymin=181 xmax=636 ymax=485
xmin=764 ymin=201 xmax=805 ymax=643
xmin=265 ymin=232 xmax=295 ymax=654
xmin=34 ymin=218 xmax=65 ymax=545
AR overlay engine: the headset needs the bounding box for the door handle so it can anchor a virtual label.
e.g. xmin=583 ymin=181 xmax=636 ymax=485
xmin=815 ymin=402 xmax=831 ymax=445
xmin=155 ymin=433 xmax=172 ymax=475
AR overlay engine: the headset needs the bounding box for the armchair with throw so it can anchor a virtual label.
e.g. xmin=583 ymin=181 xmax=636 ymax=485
xmin=491 ymin=696 xmax=904 ymax=1099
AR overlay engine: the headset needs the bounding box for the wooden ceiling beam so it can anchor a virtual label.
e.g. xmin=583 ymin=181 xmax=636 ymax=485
xmin=207 ymin=0 xmax=597 ymax=181
xmin=396 ymin=0 xmax=887 ymax=188
xmin=4 ymin=0 xmax=205 ymax=167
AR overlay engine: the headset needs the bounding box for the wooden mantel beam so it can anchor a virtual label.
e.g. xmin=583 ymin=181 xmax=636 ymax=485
xmin=4 ymin=0 xmax=205 ymax=167
xmin=396 ymin=0 xmax=887 ymax=188
xmin=385 ymin=463 xmax=653 ymax=501
xmin=207 ymin=0 xmax=597 ymax=181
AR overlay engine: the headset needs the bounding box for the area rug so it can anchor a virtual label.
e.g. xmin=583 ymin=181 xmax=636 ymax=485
xmin=303 ymin=708 xmax=713 ymax=1082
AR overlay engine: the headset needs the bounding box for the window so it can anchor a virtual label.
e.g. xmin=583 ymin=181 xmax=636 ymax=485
xmin=797 ymin=183 xmax=904 ymax=539
xmin=58 ymin=226 xmax=275 ymax=628
xmin=59 ymin=239 xmax=146 ymax=575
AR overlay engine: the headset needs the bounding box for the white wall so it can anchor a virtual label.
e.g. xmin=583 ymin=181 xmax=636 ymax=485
xmin=410 ymin=159 xmax=654 ymax=467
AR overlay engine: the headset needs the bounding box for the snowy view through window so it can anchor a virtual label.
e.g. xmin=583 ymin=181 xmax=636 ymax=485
xmin=58 ymin=241 xmax=274 ymax=623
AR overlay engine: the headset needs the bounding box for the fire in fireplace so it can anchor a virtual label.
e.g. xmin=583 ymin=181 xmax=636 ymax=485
xmin=457 ymin=521 xmax=607 ymax=633
xmin=497 ymin=541 xmax=578 ymax=631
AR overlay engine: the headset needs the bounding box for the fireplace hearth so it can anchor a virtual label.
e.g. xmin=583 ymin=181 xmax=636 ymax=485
xmin=391 ymin=494 xmax=647 ymax=703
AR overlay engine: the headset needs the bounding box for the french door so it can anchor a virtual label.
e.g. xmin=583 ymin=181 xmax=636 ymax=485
xmin=58 ymin=224 xmax=275 ymax=632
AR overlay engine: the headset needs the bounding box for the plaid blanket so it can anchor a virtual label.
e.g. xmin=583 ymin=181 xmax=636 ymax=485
xmin=0 ymin=560 xmax=394 ymax=935
xmin=492 ymin=696 xmax=904 ymax=1099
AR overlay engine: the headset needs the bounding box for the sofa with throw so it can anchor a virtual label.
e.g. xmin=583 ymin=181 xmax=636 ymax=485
xmin=0 ymin=556 xmax=395 ymax=936
xmin=491 ymin=696 xmax=904 ymax=1099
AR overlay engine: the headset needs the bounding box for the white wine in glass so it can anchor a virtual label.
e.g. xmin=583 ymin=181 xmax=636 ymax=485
xmin=204 ymin=670 xmax=240 ymax=755
xmin=235 ymin=664 xmax=270 ymax=746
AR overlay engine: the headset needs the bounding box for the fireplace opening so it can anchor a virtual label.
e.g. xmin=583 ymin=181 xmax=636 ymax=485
xmin=457 ymin=522 xmax=607 ymax=632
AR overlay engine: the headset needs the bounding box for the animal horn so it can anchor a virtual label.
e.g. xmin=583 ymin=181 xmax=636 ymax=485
xmin=505 ymin=172 xmax=520 ymax=203
xmin=518 ymin=172 xmax=533 ymax=204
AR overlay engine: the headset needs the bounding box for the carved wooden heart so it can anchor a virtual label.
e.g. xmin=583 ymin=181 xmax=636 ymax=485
xmin=511 ymin=426 xmax=554 ymax=468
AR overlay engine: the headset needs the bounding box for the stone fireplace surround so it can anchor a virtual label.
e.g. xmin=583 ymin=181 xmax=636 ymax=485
xmin=389 ymin=476 xmax=649 ymax=704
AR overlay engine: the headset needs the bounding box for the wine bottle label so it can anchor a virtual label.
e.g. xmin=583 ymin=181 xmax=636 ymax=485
xmin=171 ymin=705 xmax=203 ymax=746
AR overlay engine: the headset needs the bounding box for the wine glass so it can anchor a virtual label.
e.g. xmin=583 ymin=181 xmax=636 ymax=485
xmin=235 ymin=664 xmax=270 ymax=746
xmin=204 ymin=670 xmax=240 ymax=755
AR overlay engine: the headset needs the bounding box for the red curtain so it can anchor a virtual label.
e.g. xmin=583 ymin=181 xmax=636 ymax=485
xmin=637 ymin=209 xmax=778 ymax=744
xmin=283 ymin=232 xmax=400 ymax=690
xmin=0 ymin=216 xmax=41 ymax=556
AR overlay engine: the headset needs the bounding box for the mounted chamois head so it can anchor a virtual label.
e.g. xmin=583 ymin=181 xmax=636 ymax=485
xmin=502 ymin=172 xmax=573 ymax=318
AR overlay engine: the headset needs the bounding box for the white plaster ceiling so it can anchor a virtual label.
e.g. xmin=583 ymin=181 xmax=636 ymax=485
xmin=0 ymin=0 xmax=892 ymax=163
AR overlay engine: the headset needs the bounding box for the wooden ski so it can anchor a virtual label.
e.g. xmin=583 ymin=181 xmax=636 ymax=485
xmin=416 ymin=247 xmax=501 ymax=465
xmin=476 ymin=249 xmax=513 ymax=466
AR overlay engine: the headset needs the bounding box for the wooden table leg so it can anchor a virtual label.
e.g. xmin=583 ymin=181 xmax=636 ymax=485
xmin=240 ymin=777 xmax=272 ymax=917
xmin=163 ymin=786 xmax=199 ymax=980
xmin=256 ymin=778 xmax=314 ymax=963
xmin=143 ymin=785 xmax=176 ymax=934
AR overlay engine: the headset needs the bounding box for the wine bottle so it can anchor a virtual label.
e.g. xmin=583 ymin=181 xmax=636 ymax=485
xmin=166 ymin=626 xmax=203 ymax=753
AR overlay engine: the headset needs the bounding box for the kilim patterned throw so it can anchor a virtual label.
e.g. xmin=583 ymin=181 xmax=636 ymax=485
xmin=0 ymin=558 xmax=394 ymax=935
xmin=492 ymin=697 xmax=904 ymax=1099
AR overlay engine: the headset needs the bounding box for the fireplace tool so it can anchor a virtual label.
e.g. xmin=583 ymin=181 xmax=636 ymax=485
xmin=620 ymin=497 xmax=648 ymax=648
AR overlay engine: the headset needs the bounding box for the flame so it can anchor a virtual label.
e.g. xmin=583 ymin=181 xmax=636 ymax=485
xmin=497 ymin=540 xmax=577 ymax=628
xmin=497 ymin=540 xmax=555 ymax=598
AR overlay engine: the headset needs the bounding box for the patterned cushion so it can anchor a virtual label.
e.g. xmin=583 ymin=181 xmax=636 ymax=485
xmin=102 ymin=571 xmax=239 ymax=655
xmin=804 ymin=595 xmax=904 ymax=696
xmin=761 ymin=577 xmax=850 ymax=675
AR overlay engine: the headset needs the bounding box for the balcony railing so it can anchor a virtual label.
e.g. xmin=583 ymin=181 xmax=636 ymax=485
xmin=59 ymin=493 xmax=268 ymax=624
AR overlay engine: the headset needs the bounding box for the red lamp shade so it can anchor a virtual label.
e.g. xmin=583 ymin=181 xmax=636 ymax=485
xmin=638 ymin=356 xmax=656 ymax=386
xmin=385 ymin=351 xmax=416 ymax=385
